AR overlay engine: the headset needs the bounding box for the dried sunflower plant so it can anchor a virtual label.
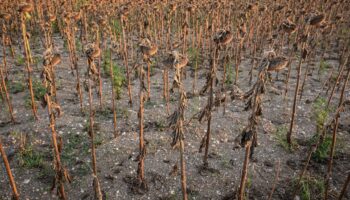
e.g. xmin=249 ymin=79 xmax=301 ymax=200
xmin=41 ymin=48 xmax=71 ymax=200
xmin=167 ymin=50 xmax=189 ymax=200
xmin=84 ymin=43 xmax=103 ymax=200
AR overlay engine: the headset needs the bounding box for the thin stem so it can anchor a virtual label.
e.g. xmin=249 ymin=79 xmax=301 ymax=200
xmin=179 ymin=135 xmax=188 ymax=200
xmin=268 ymin=160 xmax=281 ymax=200
xmin=138 ymin=63 xmax=147 ymax=188
xmin=203 ymin=45 xmax=218 ymax=166
xmin=287 ymin=42 xmax=305 ymax=145
xmin=87 ymin=62 xmax=102 ymax=200
xmin=239 ymin=142 xmax=251 ymax=200
xmin=46 ymin=94 xmax=67 ymax=200
xmin=21 ymin=14 xmax=38 ymax=120
xmin=0 ymin=63 xmax=15 ymax=122
xmin=338 ymin=172 xmax=350 ymax=200
xmin=121 ymin=18 xmax=132 ymax=105
xmin=0 ymin=138 xmax=19 ymax=200
xmin=324 ymin=67 xmax=350 ymax=200
xmin=110 ymin=50 xmax=118 ymax=137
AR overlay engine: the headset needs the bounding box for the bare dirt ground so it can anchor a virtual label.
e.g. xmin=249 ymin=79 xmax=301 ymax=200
xmin=1 ymin=36 xmax=350 ymax=200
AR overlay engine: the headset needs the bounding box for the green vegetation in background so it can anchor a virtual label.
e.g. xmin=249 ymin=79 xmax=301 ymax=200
xmin=274 ymin=125 xmax=298 ymax=152
xmin=7 ymin=80 xmax=25 ymax=94
xmin=51 ymin=20 xmax=60 ymax=34
xmin=15 ymin=55 xmax=25 ymax=66
xmin=187 ymin=47 xmax=203 ymax=67
xmin=293 ymin=176 xmax=325 ymax=200
xmin=75 ymin=0 xmax=90 ymax=10
xmin=23 ymin=79 xmax=46 ymax=109
xmin=102 ymin=49 xmax=126 ymax=99
xmin=307 ymin=134 xmax=332 ymax=163
xmin=225 ymin=62 xmax=234 ymax=85
xmin=32 ymin=79 xmax=47 ymax=101
xmin=307 ymin=97 xmax=333 ymax=163
xmin=18 ymin=145 xmax=44 ymax=168
xmin=312 ymin=97 xmax=331 ymax=130
xmin=111 ymin=19 xmax=122 ymax=38
xmin=319 ymin=59 xmax=330 ymax=75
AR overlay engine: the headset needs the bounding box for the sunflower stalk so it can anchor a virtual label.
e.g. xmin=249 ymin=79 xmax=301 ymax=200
xmin=42 ymin=49 xmax=70 ymax=199
xmin=85 ymin=43 xmax=103 ymax=200
xmin=0 ymin=138 xmax=19 ymax=200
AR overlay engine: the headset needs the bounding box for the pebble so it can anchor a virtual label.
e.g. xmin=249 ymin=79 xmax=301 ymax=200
xmin=23 ymin=179 xmax=30 ymax=184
